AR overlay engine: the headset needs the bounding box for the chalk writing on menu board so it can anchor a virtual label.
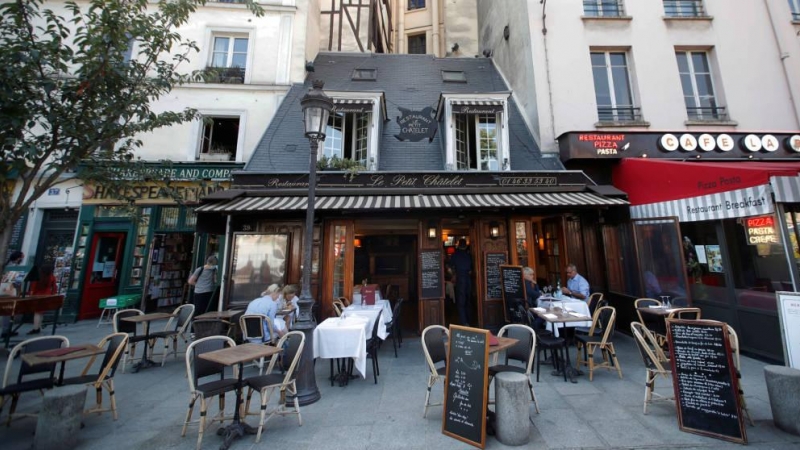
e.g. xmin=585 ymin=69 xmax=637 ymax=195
xmin=499 ymin=265 xmax=526 ymax=322
xmin=419 ymin=249 xmax=443 ymax=299
xmin=668 ymin=320 xmax=746 ymax=444
xmin=484 ymin=252 xmax=507 ymax=299
xmin=442 ymin=326 xmax=489 ymax=449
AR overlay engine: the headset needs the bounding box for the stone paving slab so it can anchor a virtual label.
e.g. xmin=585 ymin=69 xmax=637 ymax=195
xmin=1 ymin=319 xmax=799 ymax=450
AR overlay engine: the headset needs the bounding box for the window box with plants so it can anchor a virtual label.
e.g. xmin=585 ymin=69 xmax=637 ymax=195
xmin=200 ymin=146 xmax=234 ymax=161
xmin=202 ymin=66 xmax=245 ymax=84
xmin=317 ymin=155 xmax=366 ymax=181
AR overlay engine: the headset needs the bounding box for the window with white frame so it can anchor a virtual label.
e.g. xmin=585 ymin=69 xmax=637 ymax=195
xmin=199 ymin=116 xmax=239 ymax=161
xmin=445 ymin=99 xmax=507 ymax=171
xmin=790 ymin=0 xmax=800 ymax=21
xmin=590 ymin=51 xmax=639 ymax=122
xmin=676 ymin=50 xmax=725 ymax=120
xmin=663 ymin=0 xmax=706 ymax=17
xmin=209 ymin=35 xmax=248 ymax=83
xmin=322 ymin=104 xmax=373 ymax=167
xmin=583 ymin=0 xmax=624 ymax=17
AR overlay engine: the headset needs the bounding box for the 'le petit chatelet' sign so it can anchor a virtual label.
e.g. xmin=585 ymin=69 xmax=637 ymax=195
xmin=395 ymin=106 xmax=438 ymax=142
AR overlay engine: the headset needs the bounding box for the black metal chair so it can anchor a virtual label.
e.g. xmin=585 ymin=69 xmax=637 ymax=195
xmin=385 ymin=298 xmax=404 ymax=357
xmin=365 ymin=310 xmax=383 ymax=384
xmin=0 ymin=335 xmax=69 ymax=425
xmin=527 ymin=310 xmax=566 ymax=382
xmin=60 ymin=332 xmax=128 ymax=420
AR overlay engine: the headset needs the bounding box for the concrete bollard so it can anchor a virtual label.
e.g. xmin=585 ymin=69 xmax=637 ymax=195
xmin=764 ymin=365 xmax=800 ymax=436
xmin=494 ymin=372 xmax=530 ymax=446
xmin=34 ymin=385 xmax=88 ymax=450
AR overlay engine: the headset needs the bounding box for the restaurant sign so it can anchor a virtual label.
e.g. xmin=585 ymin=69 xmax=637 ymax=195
xmin=743 ymin=215 xmax=779 ymax=245
xmin=561 ymin=131 xmax=800 ymax=161
xmin=394 ymin=107 xmax=438 ymax=142
xmin=234 ymin=171 xmax=587 ymax=191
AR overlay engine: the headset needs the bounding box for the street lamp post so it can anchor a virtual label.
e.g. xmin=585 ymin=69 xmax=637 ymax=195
xmin=290 ymin=80 xmax=333 ymax=406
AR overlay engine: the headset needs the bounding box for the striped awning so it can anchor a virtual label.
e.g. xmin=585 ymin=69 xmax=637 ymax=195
xmin=771 ymin=175 xmax=800 ymax=203
xmin=451 ymin=99 xmax=504 ymax=115
xmin=196 ymin=192 xmax=627 ymax=213
xmin=333 ymin=99 xmax=373 ymax=113
xmin=630 ymin=185 xmax=773 ymax=222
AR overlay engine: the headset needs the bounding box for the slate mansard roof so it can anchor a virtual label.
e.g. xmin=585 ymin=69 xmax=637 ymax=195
xmin=245 ymin=53 xmax=561 ymax=172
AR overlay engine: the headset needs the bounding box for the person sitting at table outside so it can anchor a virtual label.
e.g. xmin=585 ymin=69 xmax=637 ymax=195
xmin=524 ymin=267 xmax=546 ymax=330
xmin=245 ymin=284 xmax=284 ymax=342
xmin=274 ymin=284 xmax=300 ymax=332
xmin=561 ymin=263 xmax=590 ymax=300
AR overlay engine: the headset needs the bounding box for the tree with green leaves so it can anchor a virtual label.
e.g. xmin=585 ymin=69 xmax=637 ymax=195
xmin=0 ymin=0 xmax=262 ymax=271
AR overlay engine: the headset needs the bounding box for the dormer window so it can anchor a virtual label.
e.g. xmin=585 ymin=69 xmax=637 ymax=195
xmin=439 ymin=95 xmax=510 ymax=171
xmin=322 ymin=94 xmax=386 ymax=168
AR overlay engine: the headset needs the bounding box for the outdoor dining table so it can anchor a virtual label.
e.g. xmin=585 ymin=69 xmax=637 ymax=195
xmin=198 ymin=343 xmax=282 ymax=450
xmin=341 ymin=303 xmax=392 ymax=340
xmin=635 ymin=305 xmax=694 ymax=340
xmin=121 ymin=312 xmax=173 ymax=372
xmin=194 ymin=310 xmax=242 ymax=320
xmin=313 ymin=315 xmax=370 ymax=386
xmin=530 ymin=306 xmax=593 ymax=383
xmin=537 ymin=297 xmax=592 ymax=337
xmin=22 ymin=343 xmax=104 ymax=385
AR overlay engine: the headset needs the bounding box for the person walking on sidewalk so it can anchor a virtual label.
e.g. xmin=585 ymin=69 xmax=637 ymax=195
xmin=188 ymin=256 xmax=218 ymax=314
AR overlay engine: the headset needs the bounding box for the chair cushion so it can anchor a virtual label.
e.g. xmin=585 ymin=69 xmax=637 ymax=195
xmin=0 ymin=378 xmax=54 ymax=395
xmin=538 ymin=335 xmax=565 ymax=347
xmin=196 ymin=378 xmax=239 ymax=397
xmin=488 ymin=365 xmax=526 ymax=377
xmin=246 ymin=374 xmax=285 ymax=391
xmin=128 ymin=335 xmax=150 ymax=343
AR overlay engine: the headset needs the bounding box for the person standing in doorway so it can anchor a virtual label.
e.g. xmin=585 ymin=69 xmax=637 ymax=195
xmin=450 ymin=239 xmax=473 ymax=326
xmin=561 ymin=263 xmax=590 ymax=300
xmin=188 ymin=256 xmax=218 ymax=315
xmin=25 ymin=264 xmax=57 ymax=335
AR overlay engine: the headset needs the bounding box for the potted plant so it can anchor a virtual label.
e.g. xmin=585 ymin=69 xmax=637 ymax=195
xmin=316 ymin=155 xmax=365 ymax=181
xmin=200 ymin=145 xmax=232 ymax=161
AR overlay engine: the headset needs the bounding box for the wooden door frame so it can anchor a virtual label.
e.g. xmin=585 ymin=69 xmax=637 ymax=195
xmin=322 ymin=219 xmax=355 ymax=319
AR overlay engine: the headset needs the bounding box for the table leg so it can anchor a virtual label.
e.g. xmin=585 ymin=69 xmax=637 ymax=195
xmin=217 ymin=361 xmax=256 ymax=450
xmin=50 ymin=308 xmax=60 ymax=336
xmin=132 ymin=321 xmax=159 ymax=372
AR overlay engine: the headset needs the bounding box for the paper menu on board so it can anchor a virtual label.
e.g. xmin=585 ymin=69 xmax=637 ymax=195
xmin=777 ymin=291 xmax=800 ymax=369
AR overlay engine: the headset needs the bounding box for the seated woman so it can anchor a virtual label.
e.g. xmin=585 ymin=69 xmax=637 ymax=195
xmin=244 ymin=284 xmax=284 ymax=342
xmin=274 ymin=284 xmax=300 ymax=332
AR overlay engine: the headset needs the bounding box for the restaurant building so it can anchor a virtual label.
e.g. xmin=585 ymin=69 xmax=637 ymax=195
xmin=559 ymin=130 xmax=800 ymax=361
xmin=196 ymin=52 xmax=628 ymax=333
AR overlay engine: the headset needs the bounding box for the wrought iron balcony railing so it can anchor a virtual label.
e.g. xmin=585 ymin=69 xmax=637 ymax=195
xmin=203 ymin=66 xmax=245 ymax=84
xmin=686 ymin=106 xmax=729 ymax=121
xmin=663 ymin=0 xmax=707 ymax=18
xmin=583 ymin=0 xmax=625 ymax=17
xmin=597 ymin=106 xmax=642 ymax=123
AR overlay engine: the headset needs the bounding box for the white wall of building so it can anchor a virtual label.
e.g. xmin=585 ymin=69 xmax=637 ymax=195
xmin=479 ymin=0 xmax=800 ymax=154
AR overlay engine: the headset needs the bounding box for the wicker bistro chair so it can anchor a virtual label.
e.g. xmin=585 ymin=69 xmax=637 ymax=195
xmin=60 ymin=332 xmax=128 ymax=420
xmin=586 ymin=292 xmax=604 ymax=317
xmin=666 ymin=307 xmax=702 ymax=321
xmin=191 ymin=318 xmax=233 ymax=340
xmin=630 ymin=322 xmax=673 ymax=414
xmin=0 ymin=335 xmax=69 ymax=425
xmin=182 ymin=336 xmax=239 ymax=450
xmin=243 ymin=331 xmax=305 ymax=443
xmin=421 ymin=325 xmax=449 ymax=418
xmin=149 ymin=304 xmax=195 ymax=367
xmin=113 ymin=309 xmax=147 ymax=373
xmin=575 ymin=306 xmax=623 ymax=381
xmin=337 ymin=296 xmax=351 ymax=307
xmin=488 ymin=324 xmax=540 ymax=414
xmin=576 ymin=293 xmax=609 ymax=337
xmin=239 ymin=314 xmax=277 ymax=375
xmin=332 ymin=300 xmax=345 ymax=317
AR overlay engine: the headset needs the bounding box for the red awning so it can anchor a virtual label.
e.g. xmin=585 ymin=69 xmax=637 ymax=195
xmin=612 ymin=159 xmax=800 ymax=206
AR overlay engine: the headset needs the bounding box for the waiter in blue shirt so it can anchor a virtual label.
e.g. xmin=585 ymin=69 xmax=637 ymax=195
xmin=449 ymin=239 xmax=473 ymax=326
xmin=561 ymin=263 xmax=590 ymax=300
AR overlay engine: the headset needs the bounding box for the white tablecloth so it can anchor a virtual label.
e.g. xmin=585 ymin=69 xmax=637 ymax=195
xmin=313 ymin=316 xmax=369 ymax=378
xmin=342 ymin=303 xmax=392 ymax=340
xmin=537 ymin=298 xmax=592 ymax=337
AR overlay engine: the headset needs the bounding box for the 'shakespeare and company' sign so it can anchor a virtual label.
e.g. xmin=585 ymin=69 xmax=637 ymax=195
xmin=83 ymin=181 xmax=229 ymax=205
xmin=561 ymin=131 xmax=800 ymax=160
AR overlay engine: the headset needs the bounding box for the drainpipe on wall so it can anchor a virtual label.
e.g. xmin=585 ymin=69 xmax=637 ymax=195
xmin=541 ymin=0 xmax=557 ymax=149
xmin=432 ymin=0 xmax=440 ymax=57
xmin=398 ymin=3 xmax=405 ymax=53
xmin=764 ymin=0 xmax=800 ymax=129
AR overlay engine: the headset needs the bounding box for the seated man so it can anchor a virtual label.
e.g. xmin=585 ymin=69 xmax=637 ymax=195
xmin=523 ymin=266 xmax=545 ymax=330
xmin=244 ymin=284 xmax=284 ymax=343
xmin=561 ymin=263 xmax=590 ymax=301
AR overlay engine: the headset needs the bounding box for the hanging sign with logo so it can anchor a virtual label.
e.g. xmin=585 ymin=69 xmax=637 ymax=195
xmin=743 ymin=215 xmax=778 ymax=245
xmin=394 ymin=106 xmax=438 ymax=142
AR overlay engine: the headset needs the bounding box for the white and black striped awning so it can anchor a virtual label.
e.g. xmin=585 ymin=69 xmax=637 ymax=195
xmin=332 ymin=99 xmax=373 ymax=113
xmin=196 ymin=192 xmax=627 ymax=213
xmin=771 ymin=175 xmax=800 ymax=203
xmin=630 ymin=185 xmax=773 ymax=222
xmin=450 ymin=99 xmax=504 ymax=115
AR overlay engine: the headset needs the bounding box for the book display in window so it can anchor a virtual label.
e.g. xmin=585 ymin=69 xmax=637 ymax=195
xmin=130 ymin=208 xmax=151 ymax=287
xmin=146 ymin=232 xmax=194 ymax=308
xmin=70 ymin=224 xmax=90 ymax=290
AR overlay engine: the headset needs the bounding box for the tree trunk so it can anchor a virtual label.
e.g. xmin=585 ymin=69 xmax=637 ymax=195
xmin=0 ymin=219 xmax=14 ymax=273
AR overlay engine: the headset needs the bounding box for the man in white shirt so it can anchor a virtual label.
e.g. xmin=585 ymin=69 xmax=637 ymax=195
xmin=561 ymin=263 xmax=590 ymax=301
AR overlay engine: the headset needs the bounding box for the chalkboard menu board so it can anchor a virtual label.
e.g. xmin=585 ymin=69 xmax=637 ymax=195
xmin=442 ymin=325 xmax=489 ymax=449
xmin=419 ymin=249 xmax=443 ymax=299
xmin=484 ymin=252 xmax=507 ymax=300
xmin=500 ymin=265 xmax=526 ymax=322
xmin=668 ymin=320 xmax=747 ymax=444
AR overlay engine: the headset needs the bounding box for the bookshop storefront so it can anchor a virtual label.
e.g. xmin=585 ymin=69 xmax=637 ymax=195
xmin=63 ymin=163 xmax=240 ymax=321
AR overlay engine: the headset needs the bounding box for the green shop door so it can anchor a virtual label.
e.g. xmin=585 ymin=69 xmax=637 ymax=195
xmin=80 ymin=232 xmax=126 ymax=319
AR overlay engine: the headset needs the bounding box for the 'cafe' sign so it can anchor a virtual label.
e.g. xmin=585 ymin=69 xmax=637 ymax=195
xmin=659 ymin=133 xmax=800 ymax=153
